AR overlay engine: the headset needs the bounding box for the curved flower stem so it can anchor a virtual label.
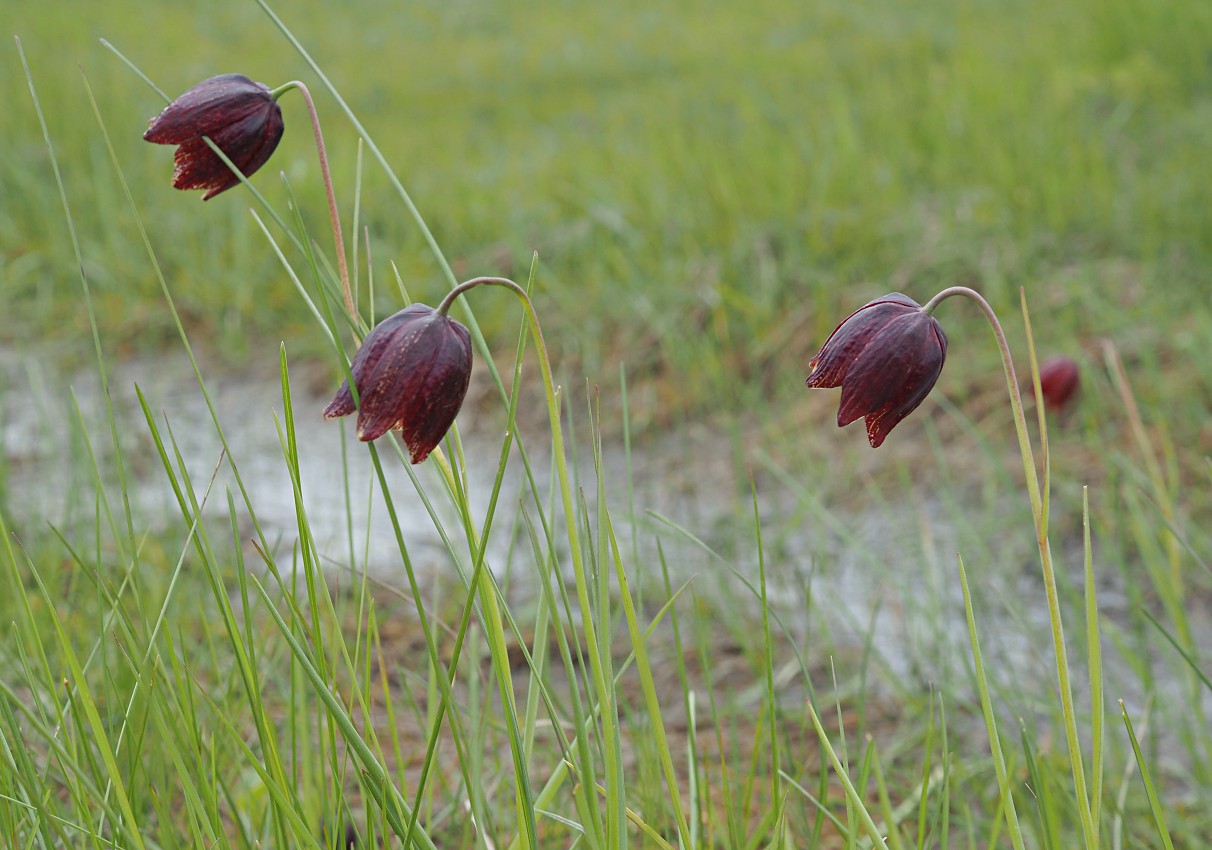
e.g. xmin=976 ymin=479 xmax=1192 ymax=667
xmin=273 ymin=81 xmax=354 ymax=320
xmin=437 ymin=277 xmax=585 ymax=594
xmin=923 ymin=287 xmax=1041 ymax=521
xmin=924 ymin=285 xmax=1097 ymax=848
xmin=440 ymin=276 xmax=624 ymax=844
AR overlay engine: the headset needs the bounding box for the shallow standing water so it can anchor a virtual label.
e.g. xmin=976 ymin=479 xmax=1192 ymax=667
xmin=3 ymin=346 xmax=1208 ymax=743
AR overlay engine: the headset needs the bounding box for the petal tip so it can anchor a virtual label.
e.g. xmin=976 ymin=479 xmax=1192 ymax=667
xmin=406 ymin=445 xmax=433 ymax=465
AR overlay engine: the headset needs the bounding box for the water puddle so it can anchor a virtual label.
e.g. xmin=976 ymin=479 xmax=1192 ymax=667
xmin=3 ymin=346 xmax=1208 ymax=752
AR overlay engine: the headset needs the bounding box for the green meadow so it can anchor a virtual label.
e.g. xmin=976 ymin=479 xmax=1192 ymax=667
xmin=2 ymin=0 xmax=1211 ymax=846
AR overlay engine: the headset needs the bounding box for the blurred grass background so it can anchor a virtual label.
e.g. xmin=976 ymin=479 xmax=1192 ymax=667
xmin=4 ymin=0 xmax=1211 ymax=455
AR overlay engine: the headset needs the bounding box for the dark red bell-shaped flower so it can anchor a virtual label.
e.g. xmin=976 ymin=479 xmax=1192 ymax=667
xmin=1031 ymin=356 xmax=1080 ymax=413
xmin=323 ymin=304 xmax=473 ymax=464
xmin=805 ymin=293 xmax=948 ymax=447
xmin=143 ymin=74 xmax=285 ymax=200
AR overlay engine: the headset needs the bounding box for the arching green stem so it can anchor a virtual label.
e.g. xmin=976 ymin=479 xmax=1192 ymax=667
xmin=923 ymin=286 xmax=1041 ymax=521
xmin=924 ymin=285 xmax=1097 ymax=848
xmin=440 ymin=275 xmax=625 ymax=845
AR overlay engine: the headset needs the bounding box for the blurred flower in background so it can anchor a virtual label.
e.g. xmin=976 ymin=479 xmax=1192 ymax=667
xmin=1032 ymin=355 xmax=1081 ymax=414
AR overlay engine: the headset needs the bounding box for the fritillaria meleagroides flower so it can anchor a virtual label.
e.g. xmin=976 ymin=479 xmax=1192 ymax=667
xmin=1032 ymin=355 xmax=1080 ymax=414
xmin=323 ymin=303 xmax=473 ymax=464
xmin=805 ymin=293 xmax=948 ymax=447
xmin=143 ymin=74 xmax=285 ymax=199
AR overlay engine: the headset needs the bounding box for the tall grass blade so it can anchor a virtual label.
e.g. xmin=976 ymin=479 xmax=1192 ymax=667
xmin=957 ymin=554 xmax=1026 ymax=850
xmin=804 ymin=697 xmax=890 ymax=850
xmin=1119 ymin=701 xmax=1175 ymax=850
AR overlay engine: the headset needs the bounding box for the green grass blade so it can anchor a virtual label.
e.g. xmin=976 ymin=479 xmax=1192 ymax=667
xmin=606 ymin=509 xmax=692 ymax=847
xmin=957 ymin=555 xmax=1026 ymax=850
xmin=1120 ymin=700 xmax=1175 ymax=850
xmin=248 ymin=572 xmax=438 ymax=850
xmin=805 ymin=697 xmax=889 ymax=850
xmin=1083 ymin=486 xmax=1104 ymax=838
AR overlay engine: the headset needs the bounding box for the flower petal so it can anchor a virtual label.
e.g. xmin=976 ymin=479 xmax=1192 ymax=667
xmin=806 ymin=293 xmax=921 ymax=389
xmin=857 ymin=320 xmax=947 ymax=447
xmin=144 ymin=74 xmax=273 ymax=144
xmin=397 ymin=324 xmax=472 ymax=463
xmin=354 ymin=317 xmax=431 ymax=442
xmin=835 ymin=311 xmax=942 ymax=425
xmin=201 ymin=104 xmax=284 ymax=199
xmin=324 ymin=306 xmax=427 ymax=422
xmin=167 ymin=107 xmax=278 ymax=196
xmin=169 ymin=137 xmax=228 ymax=195
xmin=321 ymin=380 xmax=356 ymax=420
xmin=353 ymin=310 xmax=473 ymax=454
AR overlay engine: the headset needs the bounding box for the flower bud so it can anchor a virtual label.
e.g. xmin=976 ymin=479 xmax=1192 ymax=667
xmin=1032 ymin=356 xmax=1080 ymax=413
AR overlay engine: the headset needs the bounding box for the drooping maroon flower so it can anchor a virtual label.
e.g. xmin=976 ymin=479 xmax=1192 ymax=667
xmin=323 ymin=304 xmax=473 ymax=463
xmin=1031 ymin=356 xmax=1080 ymax=413
xmin=143 ymin=74 xmax=285 ymax=200
xmin=805 ymin=293 xmax=948 ymax=447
